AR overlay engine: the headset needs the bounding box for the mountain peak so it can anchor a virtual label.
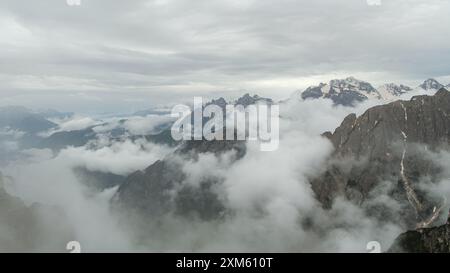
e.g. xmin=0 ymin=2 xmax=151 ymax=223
xmin=235 ymin=93 xmax=273 ymax=106
xmin=419 ymin=78 xmax=444 ymax=90
xmin=301 ymin=77 xmax=379 ymax=106
xmin=208 ymin=97 xmax=227 ymax=107
xmin=329 ymin=77 xmax=378 ymax=94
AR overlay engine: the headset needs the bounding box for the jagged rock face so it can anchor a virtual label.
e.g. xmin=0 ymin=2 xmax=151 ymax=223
xmin=312 ymin=89 xmax=450 ymax=228
xmin=301 ymin=83 xmax=328 ymax=100
xmin=112 ymin=139 xmax=246 ymax=221
xmin=301 ymin=77 xmax=380 ymax=106
xmin=325 ymin=89 xmax=450 ymax=157
xmin=388 ymin=219 xmax=450 ymax=253
xmin=207 ymin=97 xmax=228 ymax=109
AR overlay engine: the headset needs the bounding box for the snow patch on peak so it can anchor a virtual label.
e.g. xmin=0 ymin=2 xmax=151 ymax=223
xmin=419 ymin=78 xmax=444 ymax=91
xmin=377 ymin=83 xmax=412 ymax=101
xmin=296 ymin=77 xmax=446 ymax=107
xmin=328 ymin=77 xmax=380 ymax=98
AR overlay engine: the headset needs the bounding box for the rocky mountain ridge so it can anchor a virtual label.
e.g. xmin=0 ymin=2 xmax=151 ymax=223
xmin=300 ymin=77 xmax=448 ymax=106
xmin=312 ymin=88 xmax=450 ymax=229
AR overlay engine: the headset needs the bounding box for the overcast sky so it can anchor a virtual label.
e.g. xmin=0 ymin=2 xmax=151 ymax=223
xmin=0 ymin=0 xmax=449 ymax=113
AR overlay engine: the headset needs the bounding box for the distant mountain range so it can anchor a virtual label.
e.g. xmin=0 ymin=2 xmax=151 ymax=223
xmin=0 ymin=93 xmax=273 ymax=156
xmin=298 ymin=77 xmax=449 ymax=106
xmin=0 ymin=106 xmax=59 ymax=134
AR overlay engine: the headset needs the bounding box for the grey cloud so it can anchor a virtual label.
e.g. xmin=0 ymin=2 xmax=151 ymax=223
xmin=0 ymin=0 xmax=449 ymax=112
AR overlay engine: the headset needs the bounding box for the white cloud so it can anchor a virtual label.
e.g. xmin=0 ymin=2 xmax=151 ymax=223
xmin=122 ymin=114 xmax=175 ymax=135
xmin=58 ymin=116 xmax=97 ymax=131
xmin=139 ymin=97 xmax=407 ymax=252
xmin=0 ymin=127 xmax=25 ymax=139
xmin=39 ymin=115 xmax=98 ymax=137
xmin=1 ymin=137 xmax=174 ymax=251
xmin=56 ymin=138 xmax=174 ymax=176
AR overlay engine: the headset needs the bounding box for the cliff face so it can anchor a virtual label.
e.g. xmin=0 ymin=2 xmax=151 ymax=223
xmin=311 ymin=89 xmax=450 ymax=228
xmin=388 ymin=217 xmax=450 ymax=253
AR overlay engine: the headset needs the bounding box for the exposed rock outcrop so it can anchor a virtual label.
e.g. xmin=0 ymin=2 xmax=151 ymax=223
xmin=388 ymin=213 xmax=450 ymax=253
xmin=311 ymin=88 xmax=450 ymax=228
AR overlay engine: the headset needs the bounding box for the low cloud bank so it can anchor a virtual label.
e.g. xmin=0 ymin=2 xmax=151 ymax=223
xmin=1 ymin=94 xmax=448 ymax=252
